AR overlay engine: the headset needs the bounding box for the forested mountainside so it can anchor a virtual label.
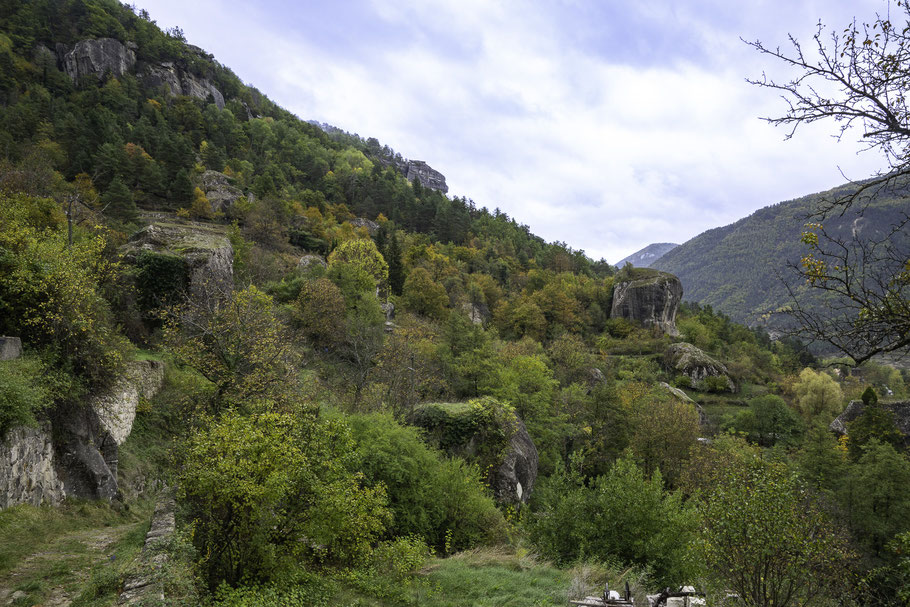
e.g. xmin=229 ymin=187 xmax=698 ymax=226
xmin=1 ymin=2 xmax=910 ymax=606
xmin=652 ymin=180 xmax=910 ymax=326
xmin=616 ymin=242 xmax=678 ymax=268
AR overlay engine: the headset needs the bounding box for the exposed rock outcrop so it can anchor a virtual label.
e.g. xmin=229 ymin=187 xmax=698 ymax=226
xmin=658 ymin=382 xmax=708 ymax=426
xmin=122 ymin=221 xmax=234 ymax=301
xmin=200 ymin=170 xmax=243 ymax=213
xmin=830 ymin=400 xmax=910 ymax=447
xmin=664 ymin=343 xmax=735 ymax=393
xmin=404 ymin=160 xmax=448 ymax=193
xmin=0 ymin=423 xmax=66 ymax=509
xmin=411 ymin=399 xmax=538 ymax=504
xmin=462 ymin=302 xmax=490 ymax=325
xmin=57 ymin=360 xmax=165 ymax=502
xmin=141 ymin=62 xmax=225 ymax=109
xmin=610 ymin=269 xmax=682 ymax=336
xmin=60 ymin=38 xmax=136 ymax=81
xmin=349 ymin=217 xmax=380 ymax=235
xmin=0 ymin=336 xmax=22 ymax=360
xmin=297 ymin=253 xmax=327 ymax=271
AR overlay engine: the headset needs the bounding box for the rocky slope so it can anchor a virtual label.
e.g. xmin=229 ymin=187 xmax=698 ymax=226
xmin=616 ymin=242 xmax=678 ymax=268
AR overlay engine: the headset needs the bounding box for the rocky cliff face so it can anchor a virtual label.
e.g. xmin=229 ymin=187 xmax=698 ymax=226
xmin=404 ymin=160 xmax=448 ymax=193
xmin=0 ymin=360 xmax=164 ymax=509
xmin=142 ymin=62 xmax=225 ymax=109
xmin=122 ymin=221 xmax=234 ymax=301
xmin=200 ymin=170 xmax=243 ymax=213
xmin=59 ymin=38 xmax=136 ymax=81
xmin=610 ymin=269 xmax=682 ymax=336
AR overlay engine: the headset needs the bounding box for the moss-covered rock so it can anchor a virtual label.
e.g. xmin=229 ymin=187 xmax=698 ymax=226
xmin=410 ymin=398 xmax=538 ymax=504
xmin=663 ymin=342 xmax=735 ymax=393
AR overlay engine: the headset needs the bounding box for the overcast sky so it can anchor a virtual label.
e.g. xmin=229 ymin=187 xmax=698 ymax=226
xmin=137 ymin=0 xmax=891 ymax=263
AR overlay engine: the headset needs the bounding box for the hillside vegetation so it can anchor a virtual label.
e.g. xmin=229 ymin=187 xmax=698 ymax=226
xmin=1 ymin=2 xmax=910 ymax=606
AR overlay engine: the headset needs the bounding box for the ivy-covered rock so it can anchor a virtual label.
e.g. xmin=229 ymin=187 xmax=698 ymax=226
xmin=410 ymin=398 xmax=538 ymax=504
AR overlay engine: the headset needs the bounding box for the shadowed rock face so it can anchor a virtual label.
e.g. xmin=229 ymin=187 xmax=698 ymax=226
xmin=610 ymin=270 xmax=682 ymax=336
xmin=830 ymin=400 xmax=910 ymax=447
xmin=664 ymin=342 xmax=736 ymax=393
xmin=0 ymin=336 xmax=22 ymax=361
xmin=60 ymin=38 xmax=136 ymax=81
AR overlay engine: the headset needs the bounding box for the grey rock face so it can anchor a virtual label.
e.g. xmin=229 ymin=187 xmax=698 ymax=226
xmin=462 ymin=302 xmax=490 ymax=325
xmin=405 ymin=160 xmax=448 ymax=193
xmin=58 ymin=360 xmax=165 ymax=502
xmin=610 ymin=271 xmax=682 ymax=336
xmin=0 ymin=336 xmax=22 ymax=360
xmin=349 ymin=217 xmax=380 ymax=235
xmin=141 ymin=62 xmax=225 ymax=109
xmin=380 ymin=301 xmax=395 ymax=321
xmin=297 ymin=253 xmax=328 ymax=271
xmin=61 ymin=38 xmax=136 ymax=81
xmin=122 ymin=222 xmax=234 ymax=301
xmin=119 ymin=494 xmax=177 ymax=605
xmin=491 ymin=417 xmax=539 ymax=505
xmin=831 ymin=400 xmax=910 ymax=446
xmin=664 ymin=343 xmax=735 ymax=393
xmin=0 ymin=423 xmax=66 ymax=509
xmin=200 ymin=170 xmax=243 ymax=213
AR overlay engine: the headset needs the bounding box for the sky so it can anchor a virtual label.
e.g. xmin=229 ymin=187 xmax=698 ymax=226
xmin=137 ymin=0 xmax=892 ymax=264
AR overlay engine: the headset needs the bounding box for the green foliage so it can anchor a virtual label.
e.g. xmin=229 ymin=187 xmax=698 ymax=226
xmin=0 ymin=355 xmax=53 ymax=436
xmin=295 ymin=278 xmax=346 ymax=348
xmin=698 ymin=456 xmax=853 ymax=607
xmin=731 ymin=395 xmax=803 ymax=447
xmin=349 ymin=413 xmax=506 ymax=553
xmin=401 ymin=266 xmax=449 ymax=319
xmin=793 ymin=367 xmax=843 ymax=424
xmin=862 ymin=385 xmax=879 ymax=406
xmin=847 ymin=403 xmax=904 ymax=460
xmin=179 ymin=409 xmax=390 ymax=587
xmin=328 ymin=238 xmax=388 ymax=286
xmin=527 ymin=456 xmax=700 ymax=587
xmin=132 ymin=250 xmax=188 ymax=315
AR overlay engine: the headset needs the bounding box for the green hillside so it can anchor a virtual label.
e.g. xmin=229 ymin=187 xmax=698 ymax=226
xmin=652 ymin=180 xmax=910 ymax=326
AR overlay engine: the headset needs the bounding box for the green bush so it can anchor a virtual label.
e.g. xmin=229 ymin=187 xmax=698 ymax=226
xmin=0 ymin=356 xmax=53 ymax=436
xmin=349 ymin=412 xmax=507 ymax=553
xmin=133 ymin=250 xmax=188 ymax=315
xmin=526 ymin=456 xmax=699 ymax=587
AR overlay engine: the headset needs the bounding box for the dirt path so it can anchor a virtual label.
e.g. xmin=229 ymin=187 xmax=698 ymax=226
xmin=0 ymin=522 xmax=139 ymax=607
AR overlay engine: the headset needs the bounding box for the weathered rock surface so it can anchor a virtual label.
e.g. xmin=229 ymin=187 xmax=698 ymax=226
xmin=200 ymin=170 xmax=243 ymax=213
xmin=462 ymin=302 xmax=490 ymax=325
xmin=830 ymin=400 xmax=910 ymax=446
xmin=658 ymin=381 xmax=708 ymax=426
xmin=122 ymin=221 xmax=234 ymax=300
xmin=664 ymin=343 xmax=735 ymax=393
xmin=405 ymin=160 xmax=448 ymax=193
xmin=0 ymin=423 xmax=66 ymax=509
xmin=411 ymin=400 xmax=538 ymax=504
xmin=60 ymin=38 xmax=136 ymax=81
xmin=380 ymin=301 xmax=395 ymax=321
xmin=297 ymin=253 xmax=327 ymax=271
xmin=0 ymin=336 xmax=22 ymax=360
xmin=610 ymin=269 xmax=682 ymax=336
xmin=141 ymin=62 xmax=225 ymax=109
xmin=57 ymin=360 xmax=165 ymax=502
xmin=349 ymin=217 xmax=380 ymax=235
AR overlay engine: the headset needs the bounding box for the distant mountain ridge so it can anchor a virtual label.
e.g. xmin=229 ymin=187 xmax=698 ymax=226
xmin=616 ymin=243 xmax=678 ymax=268
xmin=651 ymin=181 xmax=910 ymax=326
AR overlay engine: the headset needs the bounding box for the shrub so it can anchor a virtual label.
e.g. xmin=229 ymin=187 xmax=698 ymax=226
xmin=179 ymin=410 xmax=389 ymax=587
xmin=0 ymin=356 xmax=53 ymax=436
xmin=349 ymin=412 xmax=507 ymax=553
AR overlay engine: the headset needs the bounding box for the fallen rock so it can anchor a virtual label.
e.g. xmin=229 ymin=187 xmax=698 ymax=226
xmin=411 ymin=398 xmax=538 ymax=504
xmin=664 ymin=342 xmax=735 ymax=393
xmin=60 ymin=38 xmax=136 ymax=81
xmin=610 ymin=268 xmax=682 ymax=336
xmin=0 ymin=336 xmax=22 ymax=360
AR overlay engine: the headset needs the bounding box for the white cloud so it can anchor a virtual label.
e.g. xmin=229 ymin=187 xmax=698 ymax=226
xmin=139 ymin=0 xmax=890 ymax=263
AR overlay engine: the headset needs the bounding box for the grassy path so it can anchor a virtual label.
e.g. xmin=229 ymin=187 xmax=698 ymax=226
xmin=0 ymin=502 xmax=151 ymax=607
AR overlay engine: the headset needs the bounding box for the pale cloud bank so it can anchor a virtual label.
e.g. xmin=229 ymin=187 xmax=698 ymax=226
xmin=139 ymin=0 xmax=889 ymax=262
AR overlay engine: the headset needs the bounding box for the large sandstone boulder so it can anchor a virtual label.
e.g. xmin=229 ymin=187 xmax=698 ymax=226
xmin=60 ymin=38 xmax=136 ymax=81
xmin=411 ymin=399 xmax=538 ymax=504
xmin=664 ymin=342 xmax=735 ymax=393
xmin=830 ymin=400 xmax=910 ymax=447
xmin=610 ymin=269 xmax=682 ymax=336
xmin=121 ymin=221 xmax=234 ymax=301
